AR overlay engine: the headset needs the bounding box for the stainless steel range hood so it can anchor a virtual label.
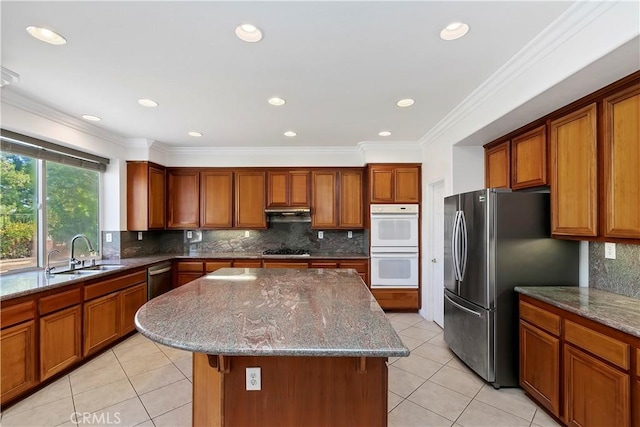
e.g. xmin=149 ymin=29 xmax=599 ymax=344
xmin=265 ymin=207 xmax=311 ymax=223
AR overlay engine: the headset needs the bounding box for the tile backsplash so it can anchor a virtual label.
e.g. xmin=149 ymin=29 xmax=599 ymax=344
xmin=589 ymin=242 xmax=640 ymax=298
xmin=103 ymin=223 xmax=366 ymax=259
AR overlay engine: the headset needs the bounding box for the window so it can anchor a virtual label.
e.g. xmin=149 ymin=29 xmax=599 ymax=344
xmin=0 ymin=131 xmax=106 ymax=273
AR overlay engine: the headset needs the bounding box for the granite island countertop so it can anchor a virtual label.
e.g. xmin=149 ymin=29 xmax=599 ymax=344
xmin=0 ymin=252 xmax=368 ymax=300
xmin=135 ymin=268 xmax=409 ymax=358
xmin=515 ymin=286 xmax=640 ymax=338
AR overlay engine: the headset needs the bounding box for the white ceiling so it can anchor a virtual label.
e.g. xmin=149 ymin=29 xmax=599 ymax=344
xmin=0 ymin=1 xmax=609 ymax=149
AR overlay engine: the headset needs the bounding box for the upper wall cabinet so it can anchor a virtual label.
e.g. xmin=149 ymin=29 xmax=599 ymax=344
xmin=235 ymin=171 xmax=266 ymax=229
xmin=312 ymin=169 xmax=364 ymax=229
xmin=126 ymin=161 xmax=166 ymax=231
xmin=511 ymin=125 xmax=547 ymax=190
xmin=603 ymin=84 xmax=640 ymax=239
xmin=267 ymin=170 xmax=310 ymax=208
xmin=550 ymin=103 xmax=598 ymax=237
xmin=167 ymin=169 xmax=200 ymax=229
xmin=201 ymin=171 xmax=233 ymax=229
xmin=369 ymin=165 xmax=420 ymax=203
xmin=484 ymin=141 xmax=511 ymax=189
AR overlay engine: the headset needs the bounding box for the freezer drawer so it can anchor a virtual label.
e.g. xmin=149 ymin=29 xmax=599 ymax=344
xmin=444 ymin=290 xmax=494 ymax=382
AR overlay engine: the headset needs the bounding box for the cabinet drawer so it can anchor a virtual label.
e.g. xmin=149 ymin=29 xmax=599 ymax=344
xmin=85 ymin=270 xmax=146 ymax=301
xmin=519 ymin=301 xmax=560 ymax=336
xmin=371 ymin=289 xmax=418 ymax=310
xmin=233 ymin=260 xmax=262 ymax=268
xmin=564 ymin=320 xmax=629 ymax=370
xmin=1 ymin=301 xmax=36 ymax=329
xmin=339 ymin=261 xmax=367 ymax=274
xmin=637 ymin=349 xmax=640 ymax=376
xmin=39 ymin=288 xmax=82 ymax=315
xmin=177 ymin=261 xmax=204 ymax=272
xmin=205 ymin=261 xmax=232 ymax=273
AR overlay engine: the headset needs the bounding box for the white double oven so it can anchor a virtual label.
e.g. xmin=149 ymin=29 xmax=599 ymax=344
xmin=370 ymin=204 xmax=419 ymax=289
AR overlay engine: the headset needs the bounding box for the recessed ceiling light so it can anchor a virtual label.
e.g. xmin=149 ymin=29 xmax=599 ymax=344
xmin=81 ymin=114 xmax=101 ymax=122
xmin=138 ymin=98 xmax=158 ymax=107
xmin=268 ymin=97 xmax=286 ymax=106
xmin=396 ymin=98 xmax=415 ymax=108
xmin=235 ymin=24 xmax=263 ymax=43
xmin=284 ymin=131 xmax=297 ymax=137
xmin=26 ymin=26 xmax=67 ymax=45
xmin=378 ymin=131 xmax=392 ymax=137
xmin=440 ymin=22 xmax=470 ymax=40
xmin=188 ymin=131 xmax=203 ymax=137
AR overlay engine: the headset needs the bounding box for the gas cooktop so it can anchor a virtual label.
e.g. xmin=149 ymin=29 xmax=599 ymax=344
xmin=262 ymin=248 xmax=311 ymax=258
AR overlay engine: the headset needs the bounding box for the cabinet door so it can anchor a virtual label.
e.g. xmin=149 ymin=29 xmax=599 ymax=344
xmin=40 ymin=305 xmax=82 ymax=381
xmin=120 ymin=283 xmax=147 ymax=335
xmin=235 ymin=171 xmax=266 ymax=229
xmin=340 ymin=261 xmax=368 ymax=285
xmin=550 ymin=104 xmax=598 ymax=237
xmin=1 ymin=320 xmax=36 ymax=403
xmin=519 ymin=320 xmax=560 ymax=417
xmin=369 ymin=167 xmax=394 ymax=203
xmin=339 ymin=170 xmax=364 ymax=228
xmin=84 ymin=292 xmax=119 ymax=356
xmin=167 ymin=170 xmax=200 ymax=229
xmin=511 ymin=125 xmax=547 ymax=189
xmin=395 ymin=167 xmax=420 ymax=203
xmin=267 ymin=171 xmax=289 ymax=207
xmin=485 ymin=141 xmax=511 ymax=189
xmin=201 ymin=171 xmax=233 ymax=228
xmin=603 ymin=84 xmax=640 ymax=238
xmin=148 ymin=166 xmax=166 ymax=229
xmin=289 ymin=171 xmax=310 ymax=207
xmin=564 ymin=344 xmax=630 ymax=427
xmin=312 ymin=171 xmax=337 ymax=228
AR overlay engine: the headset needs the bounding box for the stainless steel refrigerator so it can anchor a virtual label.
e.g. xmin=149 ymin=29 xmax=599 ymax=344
xmin=443 ymin=188 xmax=579 ymax=388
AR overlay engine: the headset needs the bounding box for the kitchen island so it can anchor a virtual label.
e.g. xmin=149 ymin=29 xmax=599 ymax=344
xmin=135 ymin=267 xmax=408 ymax=427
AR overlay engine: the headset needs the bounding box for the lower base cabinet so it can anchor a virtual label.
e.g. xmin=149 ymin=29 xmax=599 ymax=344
xmin=84 ymin=292 xmax=120 ymax=356
xmin=564 ymin=344 xmax=630 ymax=427
xmin=370 ymin=289 xmax=418 ymax=309
xmin=1 ymin=320 xmax=36 ymax=402
xmin=120 ymin=283 xmax=147 ymax=335
xmin=40 ymin=305 xmax=81 ymax=380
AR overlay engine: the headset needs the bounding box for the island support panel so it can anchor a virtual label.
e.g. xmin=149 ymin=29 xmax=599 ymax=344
xmin=193 ymin=352 xmax=388 ymax=427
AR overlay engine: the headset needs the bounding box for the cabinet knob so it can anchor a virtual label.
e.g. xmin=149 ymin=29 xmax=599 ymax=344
xmin=431 ymin=258 xmax=437 ymax=263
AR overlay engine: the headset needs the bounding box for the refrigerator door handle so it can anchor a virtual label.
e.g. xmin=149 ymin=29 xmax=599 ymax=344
xmin=445 ymin=294 xmax=482 ymax=318
xmin=459 ymin=210 xmax=468 ymax=280
xmin=451 ymin=211 xmax=461 ymax=281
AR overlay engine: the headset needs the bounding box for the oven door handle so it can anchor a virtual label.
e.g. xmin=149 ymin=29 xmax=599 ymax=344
xmin=371 ymin=252 xmax=419 ymax=258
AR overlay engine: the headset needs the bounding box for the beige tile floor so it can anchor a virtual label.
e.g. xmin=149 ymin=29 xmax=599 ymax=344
xmin=0 ymin=312 xmax=561 ymax=427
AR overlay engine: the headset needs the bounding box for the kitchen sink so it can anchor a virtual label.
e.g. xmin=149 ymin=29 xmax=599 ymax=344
xmin=52 ymin=264 xmax=125 ymax=275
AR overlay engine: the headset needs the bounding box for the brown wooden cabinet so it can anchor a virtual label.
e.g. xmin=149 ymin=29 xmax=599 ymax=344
xmin=40 ymin=305 xmax=81 ymax=381
xmin=167 ymin=169 xmax=200 ymax=229
xmin=263 ymin=261 xmax=309 ymax=269
xmin=235 ymin=171 xmax=266 ymax=229
xmin=369 ymin=165 xmax=420 ymax=203
xmin=233 ymin=260 xmax=262 ymax=268
xmin=201 ymin=171 xmax=233 ymax=228
xmin=119 ymin=283 xmax=147 ymax=335
xmin=603 ymin=84 xmax=640 ymax=239
xmin=511 ymin=125 xmax=547 ymax=189
xmin=83 ymin=292 xmax=119 ymax=356
xmin=312 ymin=169 xmax=364 ymax=229
xmin=564 ymin=344 xmax=630 ymax=427
xmin=205 ymin=261 xmax=233 ymax=273
xmin=484 ymin=141 xmax=511 ymax=189
xmin=267 ymin=170 xmax=310 ymax=208
xmin=370 ymin=289 xmax=418 ymax=310
xmin=175 ymin=261 xmax=205 ymax=287
xmin=126 ymin=161 xmax=166 ymax=230
xmin=550 ymin=103 xmax=598 ymax=237
xmin=1 ymin=320 xmax=36 ymax=403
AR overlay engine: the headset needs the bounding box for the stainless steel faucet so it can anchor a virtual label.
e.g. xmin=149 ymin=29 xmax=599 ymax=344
xmin=46 ymin=249 xmax=61 ymax=274
xmin=69 ymin=234 xmax=96 ymax=269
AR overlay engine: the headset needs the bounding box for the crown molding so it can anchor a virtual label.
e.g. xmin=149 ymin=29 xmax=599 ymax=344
xmin=167 ymin=145 xmax=359 ymax=155
xmin=357 ymin=140 xmax=421 ymax=152
xmin=419 ymin=1 xmax=617 ymax=148
xmin=1 ymin=88 xmax=130 ymax=148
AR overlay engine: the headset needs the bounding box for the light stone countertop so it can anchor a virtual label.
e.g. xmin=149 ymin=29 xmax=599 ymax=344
xmin=515 ymin=286 xmax=640 ymax=339
xmin=135 ymin=268 xmax=409 ymax=357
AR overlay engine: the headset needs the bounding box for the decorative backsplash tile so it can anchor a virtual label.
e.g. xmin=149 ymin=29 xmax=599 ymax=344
xmin=589 ymin=242 xmax=640 ymax=298
xmin=103 ymin=223 xmax=366 ymax=259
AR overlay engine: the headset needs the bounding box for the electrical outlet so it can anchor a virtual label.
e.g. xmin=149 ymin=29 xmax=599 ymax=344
xmin=105 ymin=232 xmax=112 ymax=243
xmin=347 ymin=231 xmax=353 ymax=239
xmin=246 ymin=367 xmax=261 ymax=391
xmin=604 ymin=242 xmax=616 ymax=259
xmin=137 ymin=232 xmax=143 ymax=241
xmin=318 ymin=231 xmax=324 ymax=239
xmin=244 ymin=230 xmax=250 ymax=237
xmin=187 ymin=231 xmax=193 ymax=239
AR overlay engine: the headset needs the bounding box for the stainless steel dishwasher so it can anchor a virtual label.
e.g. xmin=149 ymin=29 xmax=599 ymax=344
xmin=147 ymin=262 xmax=173 ymax=300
